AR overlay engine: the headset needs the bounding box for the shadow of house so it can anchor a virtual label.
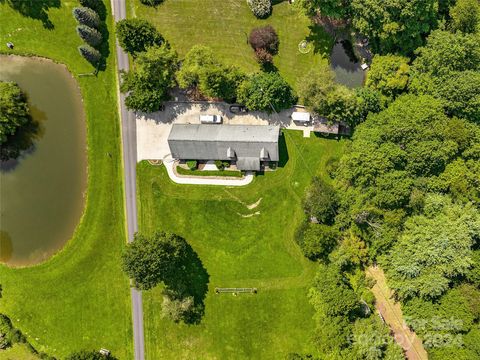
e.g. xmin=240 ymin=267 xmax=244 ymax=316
xmin=1 ymin=0 xmax=60 ymax=29
xmin=162 ymin=243 xmax=210 ymax=324
xmin=277 ymin=131 xmax=289 ymax=168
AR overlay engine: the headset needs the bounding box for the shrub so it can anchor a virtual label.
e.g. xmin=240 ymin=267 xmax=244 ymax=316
xmin=140 ymin=0 xmax=163 ymax=6
xmin=254 ymin=48 xmax=273 ymax=64
xmin=78 ymin=44 xmax=101 ymax=65
xmin=249 ymin=25 xmax=279 ymax=54
xmin=186 ymin=160 xmax=197 ymax=170
xmin=247 ymin=0 xmax=272 ymax=18
xmin=161 ymin=295 xmax=195 ymax=323
xmin=76 ymin=25 xmax=102 ymax=47
xmin=214 ymin=160 xmax=224 ymax=170
xmin=72 ymin=7 xmax=100 ymax=29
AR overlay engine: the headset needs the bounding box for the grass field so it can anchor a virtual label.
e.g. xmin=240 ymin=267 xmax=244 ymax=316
xmin=130 ymin=0 xmax=333 ymax=91
xmin=137 ymin=131 xmax=346 ymax=359
xmin=0 ymin=1 xmax=132 ymax=358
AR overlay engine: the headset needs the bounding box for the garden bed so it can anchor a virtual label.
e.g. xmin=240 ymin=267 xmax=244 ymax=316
xmin=176 ymin=165 xmax=243 ymax=178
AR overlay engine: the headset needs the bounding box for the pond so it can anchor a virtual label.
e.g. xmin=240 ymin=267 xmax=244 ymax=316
xmin=330 ymin=39 xmax=366 ymax=88
xmin=0 ymin=56 xmax=87 ymax=267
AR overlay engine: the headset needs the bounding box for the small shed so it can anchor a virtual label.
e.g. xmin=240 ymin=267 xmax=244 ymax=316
xmin=291 ymin=111 xmax=311 ymax=123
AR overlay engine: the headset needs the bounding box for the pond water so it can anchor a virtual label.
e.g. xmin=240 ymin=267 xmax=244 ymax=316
xmin=0 ymin=56 xmax=87 ymax=267
xmin=330 ymin=39 xmax=365 ymax=88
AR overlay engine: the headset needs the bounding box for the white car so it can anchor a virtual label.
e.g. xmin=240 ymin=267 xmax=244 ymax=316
xmin=200 ymin=114 xmax=223 ymax=124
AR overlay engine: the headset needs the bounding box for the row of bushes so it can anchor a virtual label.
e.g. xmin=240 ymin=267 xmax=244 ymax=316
xmin=73 ymin=0 xmax=106 ymax=66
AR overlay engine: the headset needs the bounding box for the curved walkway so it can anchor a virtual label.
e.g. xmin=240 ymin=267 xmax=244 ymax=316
xmin=164 ymin=160 xmax=254 ymax=186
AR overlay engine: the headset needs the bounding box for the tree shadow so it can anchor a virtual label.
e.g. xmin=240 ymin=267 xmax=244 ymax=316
xmin=261 ymin=61 xmax=279 ymax=73
xmin=96 ymin=20 xmax=110 ymax=72
xmin=162 ymin=243 xmax=210 ymax=324
xmin=306 ymin=24 xmax=334 ymax=57
xmin=0 ymin=0 xmax=60 ymax=29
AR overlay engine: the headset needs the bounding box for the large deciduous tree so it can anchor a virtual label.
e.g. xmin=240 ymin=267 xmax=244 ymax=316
xmin=115 ymin=18 xmax=163 ymax=56
xmin=384 ymin=194 xmax=480 ymax=300
xmin=351 ymin=0 xmax=439 ymax=54
xmin=298 ymin=67 xmax=358 ymax=125
xmin=122 ymin=231 xmax=188 ymax=290
xmin=365 ymin=54 xmax=410 ymax=99
xmin=121 ymin=45 xmax=178 ymax=112
xmin=449 ymin=0 xmax=480 ymax=34
xmin=409 ymin=30 xmax=480 ymax=124
xmin=0 ymin=81 xmax=30 ymax=144
xmin=236 ymin=71 xmax=296 ymax=112
xmin=176 ymin=45 xmax=244 ymax=102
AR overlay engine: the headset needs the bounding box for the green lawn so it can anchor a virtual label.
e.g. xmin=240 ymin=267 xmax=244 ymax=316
xmin=0 ymin=1 xmax=132 ymax=358
xmin=130 ymin=0 xmax=333 ymax=91
xmin=137 ymin=131 xmax=346 ymax=359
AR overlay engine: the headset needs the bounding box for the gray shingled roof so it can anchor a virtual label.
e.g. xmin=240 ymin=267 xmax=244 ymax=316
xmin=168 ymin=124 xmax=280 ymax=169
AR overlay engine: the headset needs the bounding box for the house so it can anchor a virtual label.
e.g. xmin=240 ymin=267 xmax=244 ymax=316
xmin=167 ymin=124 xmax=280 ymax=171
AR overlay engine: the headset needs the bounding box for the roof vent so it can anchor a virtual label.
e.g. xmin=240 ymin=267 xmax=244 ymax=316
xmin=227 ymin=147 xmax=236 ymax=158
xmin=260 ymin=148 xmax=269 ymax=159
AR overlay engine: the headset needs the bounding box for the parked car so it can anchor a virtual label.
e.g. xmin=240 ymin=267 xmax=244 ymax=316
xmin=229 ymin=104 xmax=248 ymax=113
xmin=200 ymin=114 xmax=223 ymax=124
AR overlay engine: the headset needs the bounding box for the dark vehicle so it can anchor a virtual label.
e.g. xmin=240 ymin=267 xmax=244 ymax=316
xmin=229 ymin=104 xmax=248 ymax=113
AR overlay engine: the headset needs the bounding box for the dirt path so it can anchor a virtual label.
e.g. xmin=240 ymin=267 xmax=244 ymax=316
xmin=366 ymin=266 xmax=429 ymax=360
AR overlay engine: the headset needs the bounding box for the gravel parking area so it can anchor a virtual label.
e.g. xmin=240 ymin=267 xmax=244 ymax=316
xmin=136 ymin=101 xmax=312 ymax=161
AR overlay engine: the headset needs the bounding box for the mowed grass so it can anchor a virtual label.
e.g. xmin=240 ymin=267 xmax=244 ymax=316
xmin=137 ymin=131 xmax=347 ymax=359
xmin=0 ymin=1 xmax=132 ymax=358
xmin=131 ymin=0 xmax=333 ymax=90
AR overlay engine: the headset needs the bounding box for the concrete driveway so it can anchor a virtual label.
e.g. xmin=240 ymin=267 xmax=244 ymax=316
xmin=136 ymin=101 xmax=310 ymax=161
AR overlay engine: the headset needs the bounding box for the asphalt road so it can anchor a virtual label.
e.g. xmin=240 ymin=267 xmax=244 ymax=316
xmin=110 ymin=0 xmax=145 ymax=359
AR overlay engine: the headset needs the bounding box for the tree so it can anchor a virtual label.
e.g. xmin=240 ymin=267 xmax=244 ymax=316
xmin=0 ymin=81 xmax=30 ymax=144
xmin=351 ymin=316 xmax=404 ymax=360
xmin=303 ymin=177 xmax=338 ymax=224
xmin=247 ymin=0 xmax=272 ymax=19
xmin=121 ymin=45 xmax=178 ymax=112
xmin=122 ymin=231 xmax=189 ymax=290
xmin=385 ymin=194 xmax=480 ymax=300
xmin=78 ymin=44 xmax=101 ymax=65
xmin=249 ymin=25 xmax=279 ymax=55
xmin=76 ymin=24 xmax=102 ymax=47
xmin=295 ymin=223 xmax=339 ymax=260
xmin=298 ymin=67 xmax=359 ymax=125
xmin=115 ymin=18 xmax=163 ymax=56
xmin=449 ymin=0 xmax=480 ymax=34
xmin=295 ymin=0 xmax=352 ymax=19
xmin=236 ymin=72 xmax=296 ymax=112
xmin=351 ymin=0 xmax=439 ymax=54
xmin=309 ymin=264 xmax=360 ymax=318
xmin=72 ymin=7 xmax=100 ymax=29
xmin=410 ymin=30 xmax=480 ymax=79
xmin=330 ymin=231 xmax=369 ymax=269
xmin=254 ymin=48 xmax=273 ymax=65
xmin=176 ymin=45 xmax=244 ymax=102
xmin=353 ymin=87 xmax=384 ymax=124
xmin=409 ymin=31 xmax=480 ymax=124
xmin=365 ymin=55 xmax=410 ymax=99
